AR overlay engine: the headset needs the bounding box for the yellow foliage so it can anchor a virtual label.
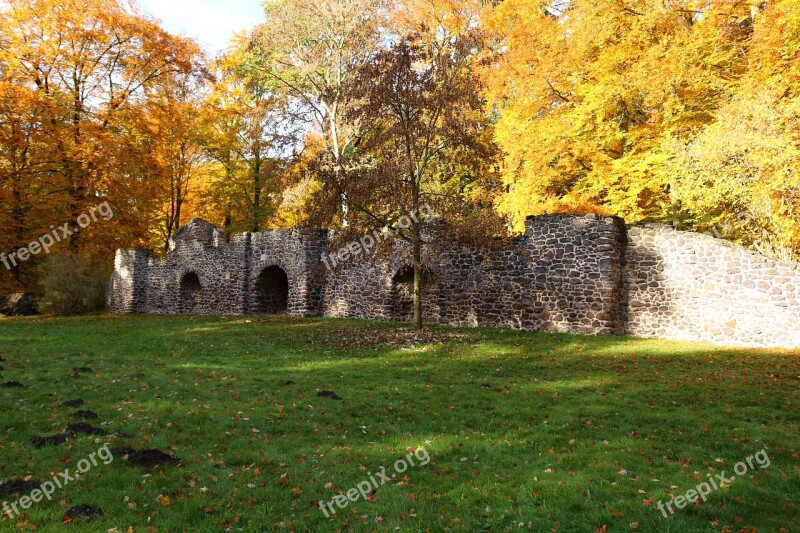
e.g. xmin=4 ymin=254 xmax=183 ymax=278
xmin=481 ymin=0 xmax=800 ymax=258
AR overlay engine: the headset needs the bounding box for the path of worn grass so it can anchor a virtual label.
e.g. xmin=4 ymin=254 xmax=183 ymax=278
xmin=0 ymin=314 xmax=798 ymax=531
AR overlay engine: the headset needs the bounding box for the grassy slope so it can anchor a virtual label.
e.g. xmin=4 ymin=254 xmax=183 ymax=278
xmin=0 ymin=314 xmax=798 ymax=532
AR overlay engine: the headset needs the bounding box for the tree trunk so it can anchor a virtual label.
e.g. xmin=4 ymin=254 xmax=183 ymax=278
xmin=334 ymin=162 xmax=349 ymax=227
xmin=340 ymin=189 xmax=350 ymax=228
xmin=252 ymin=154 xmax=261 ymax=233
xmin=10 ymin=174 xmax=24 ymax=283
xmin=412 ymin=221 xmax=423 ymax=329
xmin=68 ymin=85 xmax=84 ymax=250
xmin=223 ymin=201 xmax=233 ymax=242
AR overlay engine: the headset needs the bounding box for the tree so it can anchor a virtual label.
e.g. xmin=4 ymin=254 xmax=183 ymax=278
xmin=482 ymin=0 xmax=756 ymax=229
xmin=135 ymin=74 xmax=211 ymax=250
xmin=661 ymin=0 xmax=800 ymax=260
xmin=0 ymin=82 xmax=60 ymax=288
xmin=663 ymin=92 xmax=800 ymax=260
xmin=0 ymin=0 xmax=205 ymax=251
xmin=341 ymin=31 xmax=502 ymax=328
xmin=202 ymin=42 xmax=302 ymax=235
xmin=250 ymin=0 xmax=390 ymax=226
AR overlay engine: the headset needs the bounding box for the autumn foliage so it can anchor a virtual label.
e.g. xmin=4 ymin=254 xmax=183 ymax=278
xmin=1 ymin=0 xmax=799 ymax=300
xmin=483 ymin=0 xmax=800 ymax=257
xmin=0 ymin=0 xmax=206 ymax=292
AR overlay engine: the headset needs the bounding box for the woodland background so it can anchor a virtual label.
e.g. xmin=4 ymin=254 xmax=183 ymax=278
xmin=1 ymin=0 xmax=798 ymax=311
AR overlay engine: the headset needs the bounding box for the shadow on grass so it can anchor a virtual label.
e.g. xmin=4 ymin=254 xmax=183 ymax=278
xmin=0 ymin=314 xmax=797 ymax=530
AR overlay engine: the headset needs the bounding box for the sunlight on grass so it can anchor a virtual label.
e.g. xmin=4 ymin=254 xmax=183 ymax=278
xmin=0 ymin=314 xmax=797 ymax=531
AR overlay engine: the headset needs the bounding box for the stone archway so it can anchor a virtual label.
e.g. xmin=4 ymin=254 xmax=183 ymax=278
xmin=391 ymin=265 xmax=440 ymax=323
xmin=253 ymin=266 xmax=289 ymax=314
xmin=179 ymin=272 xmax=202 ymax=314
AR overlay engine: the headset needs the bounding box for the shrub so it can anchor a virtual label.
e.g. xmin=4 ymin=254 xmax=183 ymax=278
xmin=37 ymin=253 xmax=110 ymax=315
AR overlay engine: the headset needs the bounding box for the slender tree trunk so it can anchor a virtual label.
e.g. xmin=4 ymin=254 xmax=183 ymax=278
xmin=164 ymin=197 xmax=183 ymax=253
xmin=411 ymin=173 xmax=423 ymax=329
xmin=223 ymin=157 xmax=234 ymax=241
xmin=412 ymin=233 xmax=423 ymax=329
xmin=252 ymin=153 xmax=261 ymax=233
xmin=164 ymin=169 xmax=185 ymax=252
xmin=10 ymin=172 xmax=24 ymax=283
xmin=340 ymin=185 xmax=349 ymax=228
xmin=223 ymin=201 xmax=233 ymax=241
xmin=174 ymin=198 xmax=183 ymax=235
xmin=333 ymin=160 xmax=349 ymax=227
xmin=326 ymin=100 xmax=349 ymax=227
xmin=68 ymin=84 xmax=84 ymax=250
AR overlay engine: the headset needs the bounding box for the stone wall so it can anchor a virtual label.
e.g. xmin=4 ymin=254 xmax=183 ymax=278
xmin=106 ymin=219 xmax=328 ymax=317
xmin=319 ymin=215 xmax=625 ymax=334
xmin=624 ymin=224 xmax=800 ymax=348
xmin=106 ymin=215 xmax=800 ymax=348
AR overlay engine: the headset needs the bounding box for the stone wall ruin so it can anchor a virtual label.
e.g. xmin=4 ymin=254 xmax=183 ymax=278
xmin=106 ymin=214 xmax=800 ymax=348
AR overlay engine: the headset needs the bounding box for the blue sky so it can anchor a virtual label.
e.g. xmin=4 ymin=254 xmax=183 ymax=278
xmin=137 ymin=0 xmax=266 ymax=56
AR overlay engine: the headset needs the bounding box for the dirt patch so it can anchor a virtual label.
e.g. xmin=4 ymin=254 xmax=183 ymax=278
xmin=2 ymin=381 xmax=24 ymax=388
xmin=317 ymin=390 xmax=342 ymax=400
xmin=115 ymin=447 xmax=181 ymax=467
xmin=71 ymin=410 xmax=99 ymax=420
xmin=304 ymin=327 xmax=471 ymax=349
xmin=67 ymin=423 xmax=107 ymax=436
xmin=0 ymin=479 xmax=41 ymax=496
xmin=59 ymin=398 xmax=84 ymax=408
xmin=29 ymin=434 xmax=70 ymax=448
xmin=64 ymin=504 xmax=103 ymax=522
xmin=110 ymin=446 xmax=135 ymax=457
xmin=129 ymin=449 xmax=181 ymax=467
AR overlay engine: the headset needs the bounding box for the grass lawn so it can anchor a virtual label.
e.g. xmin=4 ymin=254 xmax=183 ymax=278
xmin=0 ymin=314 xmax=798 ymax=532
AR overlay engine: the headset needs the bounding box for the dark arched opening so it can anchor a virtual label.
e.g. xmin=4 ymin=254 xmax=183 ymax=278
xmin=253 ymin=266 xmax=289 ymax=314
xmin=179 ymin=272 xmax=202 ymax=314
xmin=391 ymin=265 xmax=440 ymax=323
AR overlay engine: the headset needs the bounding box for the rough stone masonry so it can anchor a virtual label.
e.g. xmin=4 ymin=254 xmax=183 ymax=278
xmin=106 ymin=214 xmax=800 ymax=348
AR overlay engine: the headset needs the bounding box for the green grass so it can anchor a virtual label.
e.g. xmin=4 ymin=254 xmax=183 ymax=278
xmin=0 ymin=314 xmax=798 ymax=532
